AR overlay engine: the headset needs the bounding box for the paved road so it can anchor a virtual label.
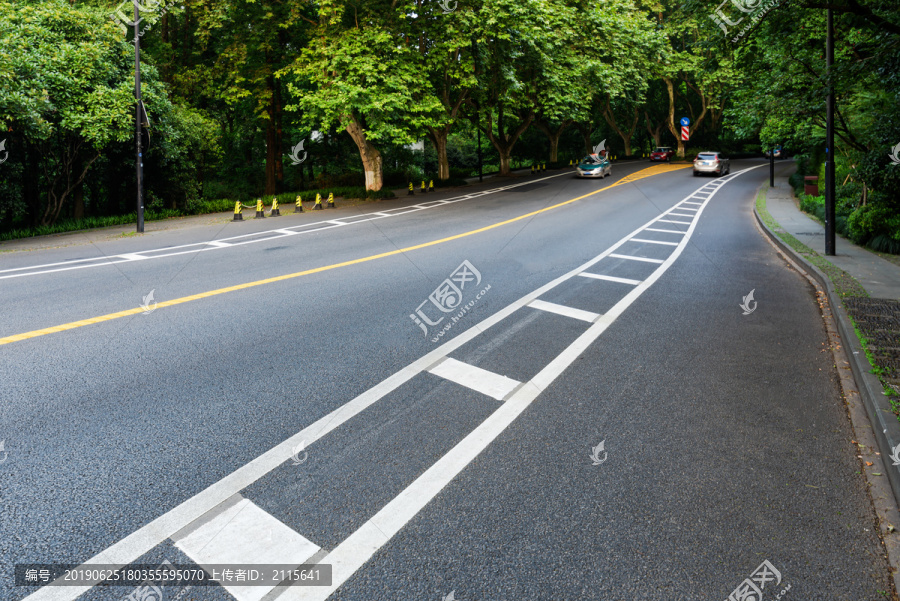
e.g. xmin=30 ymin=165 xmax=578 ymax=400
xmin=0 ymin=159 xmax=893 ymax=601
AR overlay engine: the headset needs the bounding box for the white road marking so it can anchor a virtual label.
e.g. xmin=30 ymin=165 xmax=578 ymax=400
xmin=526 ymin=299 xmax=600 ymax=322
xmin=656 ymin=219 xmax=692 ymax=225
xmin=274 ymin=229 xmax=299 ymax=236
xmin=630 ymin=238 xmax=679 ymax=246
xmin=675 ymin=206 xmax=698 ymax=212
xmin=682 ymin=201 xmax=703 ymax=205
xmin=608 ymin=253 xmax=665 ymax=264
xmin=642 ymin=228 xmax=684 ymax=235
xmin=21 ymin=166 xmax=764 ymax=601
xmin=578 ymin=273 xmax=642 ymax=286
xmin=282 ymin=167 xmax=743 ymax=601
xmin=0 ymin=171 xmax=576 ymax=280
xmin=428 ymin=357 xmax=521 ymax=401
xmin=174 ymin=497 xmax=319 ymax=601
xmin=667 ymin=212 xmax=696 ymax=218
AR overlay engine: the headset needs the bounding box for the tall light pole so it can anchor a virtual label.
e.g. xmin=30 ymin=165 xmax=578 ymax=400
xmin=824 ymin=8 xmax=835 ymax=255
xmin=134 ymin=1 xmax=144 ymax=234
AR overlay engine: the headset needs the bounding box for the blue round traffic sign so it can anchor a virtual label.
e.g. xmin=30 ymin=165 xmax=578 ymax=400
xmin=680 ymin=117 xmax=690 ymax=127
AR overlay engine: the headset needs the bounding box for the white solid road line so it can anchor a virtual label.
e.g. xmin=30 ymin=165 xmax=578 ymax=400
xmin=428 ymin=357 xmax=521 ymax=401
xmin=22 ymin=166 xmax=764 ymax=601
xmin=666 ymin=213 xmax=696 ymax=218
xmin=578 ymin=273 xmax=643 ymax=286
xmin=608 ymin=253 xmax=665 ymax=264
xmin=0 ymin=172 xmax=575 ymax=280
xmin=526 ymin=299 xmax=600 ymax=323
xmin=630 ymin=238 xmax=679 ymax=246
xmin=280 ymin=169 xmax=753 ymax=601
xmin=656 ymin=219 xmax=692 ymax=225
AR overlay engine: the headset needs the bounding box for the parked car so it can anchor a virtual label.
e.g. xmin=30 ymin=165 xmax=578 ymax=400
xmin=575 ymin=154 xmax=612 ymax=178
xmin=693 ymin=151 xmax=730 ymax=176
xmin=650 ymin=147 xmax=675 ymax=162
xmin=764 ymin=146 xmax=786 ymax=159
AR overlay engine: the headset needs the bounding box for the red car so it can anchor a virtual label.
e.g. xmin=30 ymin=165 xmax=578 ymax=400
xmin=650 ymin=147 xmax=675 ymax=162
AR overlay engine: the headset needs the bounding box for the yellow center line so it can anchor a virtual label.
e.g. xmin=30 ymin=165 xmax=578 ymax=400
xmin=0 ymin=164 xmax=691 ymax=347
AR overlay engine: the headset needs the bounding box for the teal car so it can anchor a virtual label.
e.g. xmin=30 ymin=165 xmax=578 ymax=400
xmin=575 ymin=154 xmax=611 ymax=178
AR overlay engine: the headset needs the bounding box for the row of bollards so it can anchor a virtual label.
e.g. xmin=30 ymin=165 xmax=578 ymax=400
xmin=233 ymin=193 xmax=336 ymax=221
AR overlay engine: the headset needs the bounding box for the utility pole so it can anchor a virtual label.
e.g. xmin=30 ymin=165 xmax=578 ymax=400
xmin=825 ymin=8 xmax=835 ymax=255
xmin=134 ymin=1 xmax=144 ymax=234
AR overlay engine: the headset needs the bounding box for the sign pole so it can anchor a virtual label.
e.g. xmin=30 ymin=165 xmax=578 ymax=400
xmin=134 ymin=1 xmax=144 ymax=234
xmin=824 ymin=8 xmax=835 ymax=255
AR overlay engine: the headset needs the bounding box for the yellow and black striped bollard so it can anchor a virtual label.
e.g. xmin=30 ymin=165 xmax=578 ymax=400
xmin=295 ymin=195 xmax=304 ymax=213
xmin=428 ymin=180 xmax=434 ymax=193
xmin=271 ymin=199 xmax=280 ymax=216
xmin=408 ymin=182 xmax=415 ymax=196
xmin=255 ymin=199 xmax=265 ymax=219
xmin=541 ymin=163 xmax=546 ymax=171
xmin=313 ymin=193 xmax=323 ymax=210
xmin=531 ymin=165 xmax=535 ymax=174
xmin=421 ymin=180 xmax=426 ymax=194
xmin=233 ymin=201 xmax=243 ymax=221
xmin=326 ymin=193 xmax=335 ymax=209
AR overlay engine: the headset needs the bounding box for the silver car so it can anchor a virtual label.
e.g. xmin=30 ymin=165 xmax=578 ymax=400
xmin=693 ymin=152 xmax=730 ymax=176
xmin=575 ymin=154 xmax=611 ymax=178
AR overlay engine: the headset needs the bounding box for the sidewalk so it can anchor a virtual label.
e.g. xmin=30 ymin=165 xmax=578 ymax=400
xmin=765 ymin=179 xmax=900 ymax=300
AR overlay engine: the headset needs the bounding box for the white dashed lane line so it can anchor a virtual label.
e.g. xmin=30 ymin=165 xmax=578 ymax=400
xmin=22 ymin=167 xmax=763 ymax=601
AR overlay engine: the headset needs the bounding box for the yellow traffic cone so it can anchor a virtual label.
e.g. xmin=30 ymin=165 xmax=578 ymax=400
xmin=326 ymin=192 xmax=335 ymax=208
xmin=428 ymin=180 xmax=434 ymax=193
xmin=233 ymin=201 xmax=243 ymax=221
xmin=270 ymin=199 xmax=280 ymax=216
xmin=255 ymin=199 xmax=265 ymax=218
xmin=421 ymin=180 xmax=426 ymax=194
xmin=408 ymin=182 xmax=415 ymax=196
xmin=313 ymin=193 xmax=323 ymax=210
xmin=295 ymin=195 xmax=303 ymax=213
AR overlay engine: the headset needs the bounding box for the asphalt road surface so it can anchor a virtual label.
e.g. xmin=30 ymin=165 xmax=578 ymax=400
xmin=1 ymin=159 xmax=894 ymax=601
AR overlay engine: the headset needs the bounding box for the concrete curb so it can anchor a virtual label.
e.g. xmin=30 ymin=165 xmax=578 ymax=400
xmin=753 ymin=203 xmax=900 ymax=507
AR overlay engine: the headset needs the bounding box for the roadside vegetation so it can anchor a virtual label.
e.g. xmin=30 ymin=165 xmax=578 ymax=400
xmin=0 ymin=0 xmax=897 ymax=242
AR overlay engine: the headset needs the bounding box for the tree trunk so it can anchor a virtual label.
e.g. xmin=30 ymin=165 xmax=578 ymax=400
xmin=664 ymin=78 xmax=685 ymax=158
xmin=535 ymin=119 xmax=572 ymax=163
xmin=576 ymin=122 xmax=593 ymax=155
xmin=346 ymin=116 xmax=383 ymax=191
xmin=426 ymin=127 xmax=451 ymax=180
xmin=479 ymin=107 xmax=533 ymax=176
xmin=264 ymin=76 xmax=283 ymax=195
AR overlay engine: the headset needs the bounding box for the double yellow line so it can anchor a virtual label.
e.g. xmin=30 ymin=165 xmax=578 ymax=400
xmin=0 ymin=164 xmax=690 ymax=346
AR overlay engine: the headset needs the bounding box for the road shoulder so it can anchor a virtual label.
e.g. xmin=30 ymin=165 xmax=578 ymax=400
xmin=754 ymin=180 xmax=900 ymax=594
